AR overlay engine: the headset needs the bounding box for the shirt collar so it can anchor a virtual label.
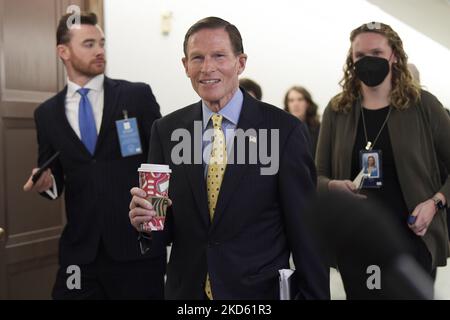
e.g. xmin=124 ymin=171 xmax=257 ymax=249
xmin=202 ymin=88 xmax=243 ymax=130
xmin=66 ymin=74 xmax=105 ymax=98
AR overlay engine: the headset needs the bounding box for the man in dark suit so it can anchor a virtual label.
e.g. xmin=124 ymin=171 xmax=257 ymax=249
xmin=129 ymin=17 xmax=329 ymax=300
xmin=23 ymin=12 xmax=164 ymax=299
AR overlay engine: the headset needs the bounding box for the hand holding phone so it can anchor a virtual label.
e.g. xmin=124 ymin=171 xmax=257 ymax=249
xmin=31 ymin=151 xmax=60 ymax=184
xmin=24 ymin=151 xmax=60 ymax=192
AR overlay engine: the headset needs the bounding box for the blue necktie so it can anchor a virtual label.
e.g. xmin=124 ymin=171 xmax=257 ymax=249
xmin=77 ymin=88 xmax=97 ymax=155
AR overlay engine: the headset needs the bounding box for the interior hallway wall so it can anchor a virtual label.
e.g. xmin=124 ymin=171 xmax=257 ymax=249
xmin=104 ymin=0 xmax=450 ymax=116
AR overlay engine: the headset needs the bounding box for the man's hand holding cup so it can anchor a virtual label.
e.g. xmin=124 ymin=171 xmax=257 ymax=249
xmin=129 ymin=164 xmax=172 ymax=234
xmin=129 ymin=187 xmax=158 ymax=232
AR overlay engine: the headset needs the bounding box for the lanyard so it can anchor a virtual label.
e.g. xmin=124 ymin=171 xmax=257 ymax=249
xmin=360 ymin=105 xmax=392 ymax=151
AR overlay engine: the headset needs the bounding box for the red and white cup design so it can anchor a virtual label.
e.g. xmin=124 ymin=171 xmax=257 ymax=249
xmin=138 ymin=164 xmax=171 ymax=231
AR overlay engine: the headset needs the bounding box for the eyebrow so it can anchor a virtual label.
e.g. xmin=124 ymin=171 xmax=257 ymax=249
xmin=189 ymin=49 xmax=228 ymax=57
xmin=354 ymin=48 xmax=383 ymax=55
xmin=82 ymin=38 xmax=105 ymax=44
xmin=188 ymin=50 xmax=203 ymax=57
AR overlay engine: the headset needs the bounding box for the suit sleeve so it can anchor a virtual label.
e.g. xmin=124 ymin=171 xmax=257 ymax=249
xmin=34 ymin=107 xmax=64 ymax=199
xmin=315 ymin=104 xmax=333 ymax=193
xmin=148 ymin=120 xmax=174 ymax=246
xmin=279 ymin=122 xmax=330 ymax=300
xmin=139 ymin=84 xmax=162 ymax=154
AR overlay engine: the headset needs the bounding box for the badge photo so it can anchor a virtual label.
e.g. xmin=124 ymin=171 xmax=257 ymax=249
xmin=359 ymin=150 xmax=383 ymax=188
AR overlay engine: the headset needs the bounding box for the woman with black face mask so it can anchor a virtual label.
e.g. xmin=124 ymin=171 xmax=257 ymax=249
xmin=315 ymin=22 xmax=450 ymax=299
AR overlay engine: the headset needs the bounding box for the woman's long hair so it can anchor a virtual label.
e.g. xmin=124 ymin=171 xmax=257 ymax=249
xmin=331 ymin=22 xmax=421 ymax=113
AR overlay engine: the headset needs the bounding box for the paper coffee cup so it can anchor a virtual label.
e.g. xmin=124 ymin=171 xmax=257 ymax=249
xmin=138 ymin=164 xmax=171 ymax=231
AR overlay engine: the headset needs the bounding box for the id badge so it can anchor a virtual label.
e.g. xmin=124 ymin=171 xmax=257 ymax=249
xmin=115 ymin=117 xmax=143 ymax=157
xmin=359 ymin=150 xmax=383 ymax=188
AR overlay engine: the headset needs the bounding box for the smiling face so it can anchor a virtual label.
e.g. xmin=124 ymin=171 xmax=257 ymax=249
xmin=182 ymin=28 xmax=247 ymax=112
xmin=58 ymin=24 xmax=106 ymax=80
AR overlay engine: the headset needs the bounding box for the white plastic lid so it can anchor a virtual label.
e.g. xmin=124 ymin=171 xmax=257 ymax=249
xmin=138 ymin=164 xmax=172 ymax=173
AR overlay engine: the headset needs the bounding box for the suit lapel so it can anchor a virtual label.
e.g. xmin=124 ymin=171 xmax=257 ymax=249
xmin=210 ymin=92 xmax=264 ymax=233
xmin=55 ymin=86 xmax=92 ymax=157
xmin=95 ymin=76 xmax=120 ymax=154
xmin=182 ymin=102 xmax=210 ymax=228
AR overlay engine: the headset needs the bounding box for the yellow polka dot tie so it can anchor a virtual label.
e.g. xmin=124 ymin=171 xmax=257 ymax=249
xmin=205 ymin=114 xmax=227 ymax=300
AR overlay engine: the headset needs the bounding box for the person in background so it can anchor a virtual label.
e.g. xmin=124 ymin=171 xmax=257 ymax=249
xmin=239 ymin=77 xmax=262 ymax=100
xmin=284 ymin=86 xmax=321 ymax=158
xmin=407 ymin=63 xmax=421 ymax=85
xmin=315 ymin=22 xmax=450 ymax=298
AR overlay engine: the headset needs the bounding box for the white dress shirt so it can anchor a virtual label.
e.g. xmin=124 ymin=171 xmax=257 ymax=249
xmin=65 ymin=74 xmax=105 ymax=137
xmin=45 ymin=74 xmax=105 ymax=199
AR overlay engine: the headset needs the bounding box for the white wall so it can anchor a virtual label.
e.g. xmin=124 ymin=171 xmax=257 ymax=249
xmin=104 ymin=0 xmax=450 ymax=116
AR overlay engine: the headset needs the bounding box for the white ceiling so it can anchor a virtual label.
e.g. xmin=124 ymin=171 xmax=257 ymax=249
xmin=368 ymin=0 xmax=450 ymax=49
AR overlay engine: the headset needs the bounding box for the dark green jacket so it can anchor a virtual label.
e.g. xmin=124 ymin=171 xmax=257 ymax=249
xmin=316 ymin=90 xmax=450 ymax=267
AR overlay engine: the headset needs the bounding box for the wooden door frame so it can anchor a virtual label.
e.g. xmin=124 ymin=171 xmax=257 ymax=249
xmin=0 ymin=0 xmax=94 ymax=299
xmin=0 ymin=0 xmax=8 ymax=300
xmin=85 ymin=0 xmax=104 ymax=29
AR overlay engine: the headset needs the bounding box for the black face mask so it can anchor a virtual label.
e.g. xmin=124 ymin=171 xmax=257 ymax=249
xmin=354 ymin=56 xmax=390 ymax=87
